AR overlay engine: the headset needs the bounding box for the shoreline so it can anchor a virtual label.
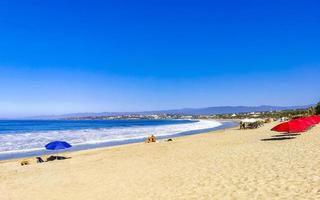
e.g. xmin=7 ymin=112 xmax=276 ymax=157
xmin=1 ymin=122 xmax=320 ymax=199
xmin=0 ymin=119 xmax=238 ymax=161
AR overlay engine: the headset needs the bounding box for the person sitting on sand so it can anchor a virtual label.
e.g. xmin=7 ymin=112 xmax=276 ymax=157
xmin=150 ymin=135 xmax=156 ymax=142
xmin=145 ymin=135 xmax=156 ymax=143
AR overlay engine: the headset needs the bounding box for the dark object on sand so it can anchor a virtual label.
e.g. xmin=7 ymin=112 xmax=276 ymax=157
xmin=167 ymin=138 xmax=173 ymax=142
xmin=240 ymin=121 xmax=264 ymax=129
xmin=20 ymin=160 xmax=29 ymax=166
xmin=36 ymin=157 xmax=45 ymax=163
xmin=46 ymin=155 xmax=70 ymax=162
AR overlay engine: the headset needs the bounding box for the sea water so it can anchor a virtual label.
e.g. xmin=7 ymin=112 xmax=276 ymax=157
xmin=0 ymin=119 xmax=236 ymax=160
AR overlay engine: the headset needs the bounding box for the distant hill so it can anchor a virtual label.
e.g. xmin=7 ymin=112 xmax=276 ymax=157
xmin=30 ymin=104 xmax=313 ymax=119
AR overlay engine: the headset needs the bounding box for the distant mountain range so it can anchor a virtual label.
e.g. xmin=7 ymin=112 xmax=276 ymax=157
xmin=31 ymin=104 xmax=314 ymax=119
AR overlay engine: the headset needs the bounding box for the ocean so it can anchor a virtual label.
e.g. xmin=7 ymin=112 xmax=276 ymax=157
xmin=0 ymin=119 xmax=236 ymax=160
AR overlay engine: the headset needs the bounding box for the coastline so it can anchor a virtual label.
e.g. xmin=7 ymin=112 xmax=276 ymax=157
xmin=1 ymin=122 xmax=320 ymax=199
xmin=0 ymin=119 xmax=238 ymax=161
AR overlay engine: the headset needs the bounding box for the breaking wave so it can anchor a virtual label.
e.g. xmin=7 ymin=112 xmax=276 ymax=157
xmin=0 ymin=120 xmax=222 ymax=155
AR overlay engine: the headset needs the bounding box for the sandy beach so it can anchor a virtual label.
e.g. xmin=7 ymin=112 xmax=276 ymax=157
xmin=1 ymin=122 xmax=320 ymax=200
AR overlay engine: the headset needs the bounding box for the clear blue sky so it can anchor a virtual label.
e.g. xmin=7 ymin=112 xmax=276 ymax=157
xmin=0 ymin=0 xmax=319 ymax=117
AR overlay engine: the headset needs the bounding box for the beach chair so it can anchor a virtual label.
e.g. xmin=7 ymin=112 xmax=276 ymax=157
xmin=36 ymin=157 xmax=45 ymax=163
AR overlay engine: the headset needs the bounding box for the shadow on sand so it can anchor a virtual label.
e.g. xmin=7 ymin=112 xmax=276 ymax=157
xmin=271 ymin=133 xmax=301 ymax=137
xmin=261 ymin=137 xmax=296 ymax=141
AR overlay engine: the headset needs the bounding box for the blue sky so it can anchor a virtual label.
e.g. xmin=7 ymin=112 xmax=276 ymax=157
xmin=0 ymin=0 xmax=319 ymax=117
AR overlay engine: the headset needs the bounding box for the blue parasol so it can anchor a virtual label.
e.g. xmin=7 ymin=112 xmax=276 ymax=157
xmin=45 ymin=141 xmax=72 ymax=150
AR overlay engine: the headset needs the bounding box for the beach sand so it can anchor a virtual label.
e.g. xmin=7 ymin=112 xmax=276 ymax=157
xmin=1 ymin=122 xmax=320 ymax=200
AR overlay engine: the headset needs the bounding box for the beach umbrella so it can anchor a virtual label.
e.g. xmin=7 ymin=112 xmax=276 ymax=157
xmin=271 ymin=120 xmax=309 ymax=133
xmin=309 ymin=115 xmax=320 ymax=124
xmin=301 ymin=117 xmax=318 ymax=125
xmin=296 ymin=118 xmax=314 ymax=127
xmin=45 ymin=141 xmax=72 ymax=150
xmin=293 ymin=119 xmax=314 ymax=129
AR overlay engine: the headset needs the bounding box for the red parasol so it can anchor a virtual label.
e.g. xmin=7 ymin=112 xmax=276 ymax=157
xmin=296 ymin=118 xmax=315 ymax=126
xmin=271 ymin=119 xmax=310 ymax=133
xmin=301 ymin=117 xmax=318 ymax=125
xmin=309 ymin=115 xmax=320 ymax=124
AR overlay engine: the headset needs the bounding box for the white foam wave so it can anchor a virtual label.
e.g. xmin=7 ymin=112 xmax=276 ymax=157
xmin=0 ymin=120 xmax=221 ymax=154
